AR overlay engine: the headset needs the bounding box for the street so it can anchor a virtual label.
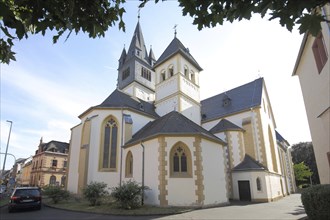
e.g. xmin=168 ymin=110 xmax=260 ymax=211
xmin=0 ymin=205 xmax=160 ymax=220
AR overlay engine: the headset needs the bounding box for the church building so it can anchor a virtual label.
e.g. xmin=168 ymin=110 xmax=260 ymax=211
xmin=66 ymin=21 xmax=296 ymax=206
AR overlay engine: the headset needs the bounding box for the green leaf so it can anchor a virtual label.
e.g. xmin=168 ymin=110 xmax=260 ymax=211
xmin=297 ymin=14 xmax=323 ymax=36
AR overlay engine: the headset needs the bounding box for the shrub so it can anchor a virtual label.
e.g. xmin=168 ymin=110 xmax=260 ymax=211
xmin=83 ymin=181 xmax=109 ymax=206
xmin=111 ymin=180 xmax=149 ymax=209
xmin=43 ymin=185 xmax=70 ymax=204
xmin=301 ymin=184 xmax=330 ymax=220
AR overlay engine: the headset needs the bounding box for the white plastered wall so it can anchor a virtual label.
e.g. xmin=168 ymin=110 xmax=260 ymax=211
xmin=122 ymin=139 xmax=160 ymax=206
xmin=201 ymin=139 xmax=228 ymax=205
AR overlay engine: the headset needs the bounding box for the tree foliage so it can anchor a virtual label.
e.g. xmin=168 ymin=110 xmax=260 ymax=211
xmin=0 ymin=0 xmax=126 ymax=64
xmin=172 ymin=0 xmax=329 ymax=36
xmin=291 ymin=142 xmax=320 ymax=184
xmin=1 ymin=0 xmax=329 ymax=64
xmin=294 ymin=162 xmax=313 ymax=187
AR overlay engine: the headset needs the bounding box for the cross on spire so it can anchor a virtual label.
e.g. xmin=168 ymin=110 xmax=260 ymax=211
xmin=173 ymin=24 xmax=177 ymax=37
xmin=138 ymin=8 xmax=141 ymax=20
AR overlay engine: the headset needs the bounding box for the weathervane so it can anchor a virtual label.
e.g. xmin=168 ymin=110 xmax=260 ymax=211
xmin=173 ymin=24 xmax=177 ymax=37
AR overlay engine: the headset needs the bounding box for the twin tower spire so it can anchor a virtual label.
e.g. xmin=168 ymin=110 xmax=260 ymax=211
xmin=118 ymin=21 xmax=155 ymax=70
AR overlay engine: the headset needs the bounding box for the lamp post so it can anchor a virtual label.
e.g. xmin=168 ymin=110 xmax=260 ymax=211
xmin=1 ymin=120 xmax=13 ymax=179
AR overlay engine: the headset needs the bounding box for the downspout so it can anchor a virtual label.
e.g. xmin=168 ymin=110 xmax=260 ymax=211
xmin=140 ymin=141 xmax=145 ymax=206
xmin=120 ymin=109 xmax=124 ymax=186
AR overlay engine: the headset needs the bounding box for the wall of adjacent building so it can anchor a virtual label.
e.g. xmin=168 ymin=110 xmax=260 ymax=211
xmin=294 ymin=6 xmax=330 ymax=183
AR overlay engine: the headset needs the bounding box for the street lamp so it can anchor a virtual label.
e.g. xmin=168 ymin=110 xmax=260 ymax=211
xmin=1 ymin=120 xmax=13 ymax=178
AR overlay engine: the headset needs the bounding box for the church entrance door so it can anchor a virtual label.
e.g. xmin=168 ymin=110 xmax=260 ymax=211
xmin=238 ymin=180 xmax=251 ymax=201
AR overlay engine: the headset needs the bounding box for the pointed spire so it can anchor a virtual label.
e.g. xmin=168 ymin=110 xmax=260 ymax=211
xmin=149 ymin=45 xmax=156 ymax=66
xmin=118 ymin=46 xmax=127 ymax=69
xmin=126 ymin=21 xmax=150 ymax=65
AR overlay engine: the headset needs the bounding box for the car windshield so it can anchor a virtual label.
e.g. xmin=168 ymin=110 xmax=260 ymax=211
xmin=14 ymin=189 xmax=40 ymax=197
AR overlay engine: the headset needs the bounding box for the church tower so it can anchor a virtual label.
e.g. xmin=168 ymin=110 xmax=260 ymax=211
xmin=153 ymin=35 xmax=203 ymax=125
xmin=117 ymin=21 xmax=156 ymax=102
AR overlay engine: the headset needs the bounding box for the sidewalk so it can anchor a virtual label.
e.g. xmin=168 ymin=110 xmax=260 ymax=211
xmin=155 ymin=194 xmax=307 ymax=220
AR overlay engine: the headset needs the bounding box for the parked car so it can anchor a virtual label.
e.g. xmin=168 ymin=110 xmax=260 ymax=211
xmin=8 ymin=187 xmax=42 ymax=212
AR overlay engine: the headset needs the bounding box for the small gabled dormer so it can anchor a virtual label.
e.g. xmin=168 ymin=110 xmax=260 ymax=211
xmin=222 ymin=94 xmax=231 ymax=107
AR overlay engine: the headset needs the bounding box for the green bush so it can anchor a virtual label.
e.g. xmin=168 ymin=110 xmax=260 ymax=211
xmin=83 ymin=181 xmax=109 ymax=206
xmin=111 ymin=180 xmax=149 ymax=209
xmin=301 ymin=184 xmax=330 ymax=220
xmin=43 ymin=185 xmax=70 ymax=204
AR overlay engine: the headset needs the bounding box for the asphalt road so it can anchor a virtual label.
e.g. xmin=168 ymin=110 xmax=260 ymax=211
xmin=0 ymin=205 xmax=161 ymax=220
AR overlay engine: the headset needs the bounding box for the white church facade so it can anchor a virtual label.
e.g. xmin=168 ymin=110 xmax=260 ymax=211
xmin=66 ymin=21 xmax=296 ymax=206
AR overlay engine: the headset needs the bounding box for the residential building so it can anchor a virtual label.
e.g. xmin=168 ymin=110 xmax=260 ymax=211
xmin=13 ymin=158 xmax=28 ymax=186
xmin=292 ymin=4 xmax=330 ymax=184
xmin=67 ymin=20 xmax=296 ymax=206
xmin=19 ymin=157 xmax=33 ymax=186
xmin=30 ymin=138 xmax=69 ymax=187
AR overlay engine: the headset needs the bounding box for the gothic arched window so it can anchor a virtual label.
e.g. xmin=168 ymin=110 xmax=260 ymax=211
xmin=168 ymin=65 xmax=174 ymax=77
xmin=184 ymin=65 xmax=189 ymax=78
xmin=161 ymin=70 xmax=166 ymax=82
xmin=125 ymin=151 xmax=133 ymax=178
xmin=256 ymin=177 xmax=262 ymax=191
xmin=170 ymin=143 xmax=192 ymax=177
xmin=100 ymin=117 xmax=118 ymax=171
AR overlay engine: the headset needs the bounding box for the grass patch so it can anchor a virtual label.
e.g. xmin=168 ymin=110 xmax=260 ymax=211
xmin=43 ymin=196 xmax=195 ymax=215
xmin=0 ymin=196 xmax=9 ymax=207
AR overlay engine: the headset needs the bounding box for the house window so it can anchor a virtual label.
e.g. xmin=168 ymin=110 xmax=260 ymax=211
xmin=40 ymin=160 xmax=42 ymax=168
xmin=312 ymin=32 xmax=328 ymax=73
xmin=101 ymin=117 xmax=118 ymax=170
xmin=122 ymin=67 xmax=130 ymax=80
xmin=170 ymin=143 xmax=192 ymax=177
xmin=256 ymin=177 xmax=262 ymax=191
xmin=125 ymin=151 xmax=133 ymax=177
xmin=49 ymin=175 xmax=56 ymax=186
xmin=141 ymin=67 xmax=151 ymax=81
xmin=52 ymin=159 xmax=58 ymax=167
xmin=63 ymin=161 xmax=67 ymax=168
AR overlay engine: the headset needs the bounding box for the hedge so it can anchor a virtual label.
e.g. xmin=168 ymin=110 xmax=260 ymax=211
xmin=301 ymin=184 xmax=330 ymax=220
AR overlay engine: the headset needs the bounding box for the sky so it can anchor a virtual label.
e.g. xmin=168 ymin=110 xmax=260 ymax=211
xmin=0 ymin=1 xmax=311 ymax=171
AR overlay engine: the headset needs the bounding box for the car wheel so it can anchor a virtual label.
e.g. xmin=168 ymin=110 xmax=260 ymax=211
xmin=37 ymin=205 xmax=41 ymax=210
xmin=8 ymin=207 xmax=13 ymax=213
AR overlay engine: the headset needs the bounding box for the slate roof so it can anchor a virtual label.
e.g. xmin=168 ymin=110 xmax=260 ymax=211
xmin=209 ymin=119 xmax=244 ymax=134
xmin=42 ymin=141 xmax=69 ymax=153
xmin=124 ymin=111 xmax=226 ymax=147
xmin=232 ymin=154 xmax=268 ymax=172
xmin=91 ymin=89 xmax=158 ymax=118
xmin=201 ymin=78 xmax=264 ymax=122
xmin=276 ymin=130 xmax=290 ymax=146
xmin=126 ymin=21 xmax=150 ymax=65
xmin=154 ymin=37 xmax=203 ymax=71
